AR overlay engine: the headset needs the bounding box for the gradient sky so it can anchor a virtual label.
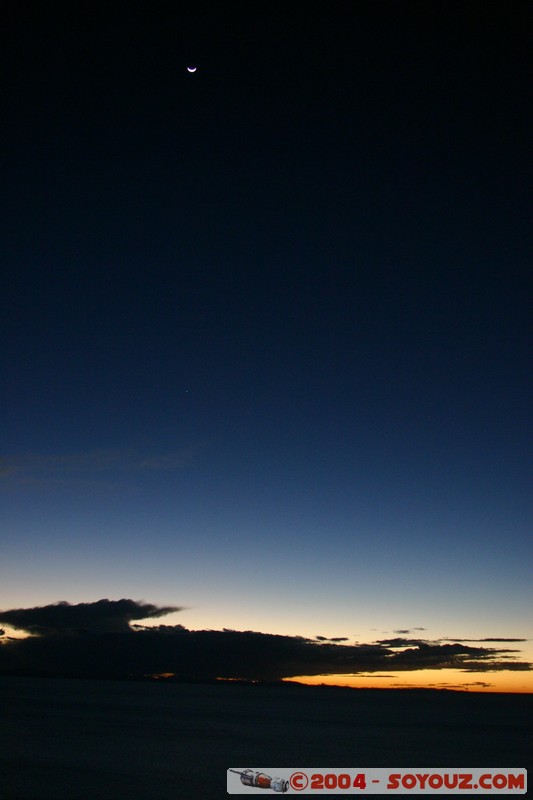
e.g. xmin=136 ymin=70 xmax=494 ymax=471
xmin=1 ymin=1 xmax=531 ymax=691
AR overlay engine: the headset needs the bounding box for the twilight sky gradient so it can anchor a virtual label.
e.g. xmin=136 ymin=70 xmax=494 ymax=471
xmin=1 ymin=1 xmax=531 ymax=691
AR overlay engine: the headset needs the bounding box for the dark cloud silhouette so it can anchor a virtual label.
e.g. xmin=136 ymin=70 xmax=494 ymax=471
xmin=463 ymin=681 xmax=494 ymax=688
xmin=391 ymin=628 xmax=426 ymax=634
xmin=379 ymin=636 xmax=527 ymax=650
xmin=0 ymin=599 xmax=180 ymax=635
xmin=457 ymin=661 xmax=531 ymax=672
xmin=442 ymin=637 xmax=528 ymax=643
xmin=131 ymin=623 xmax=188 ymax=633
xmin=315 ymin=636 xmax=349 ymax=642
xmin=0 ymin=600 xmax=530 ymax=681
xmin=377 ymin=638 xmax=430 ymax=648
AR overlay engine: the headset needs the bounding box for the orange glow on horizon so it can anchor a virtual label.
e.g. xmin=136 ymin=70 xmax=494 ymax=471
xmin=285 ymin=669 xmax=533 ymax=694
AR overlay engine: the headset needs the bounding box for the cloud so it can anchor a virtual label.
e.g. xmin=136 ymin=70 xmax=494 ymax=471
xmin=0 ymin=463 xmax=19 ymax=478
xmin=378 ymin=636 xmax=526 ymax=652
xmin=392 ymin=628 xmax=427 ymax=634
xmin=442 ymin=637 xmax=528 ymax=643
xmin=462 ymin=681 xmax=494 ymax=688
xmin=377 ymin=638 xmax=429 ymax=647
xmin=0 ymin=600 xmax=530 ymax=682
xmin=136 ymin=444 xmax=204 ymax=470
xmin=315 ymin=636 xmax=349 ymax=642
xmin=458 ymin=661 xmax=532 ymax=672
xmin=0 ymin=445 xmax=203 ymax=490
xmin=0 ymin=599 xmax=181 ymax=635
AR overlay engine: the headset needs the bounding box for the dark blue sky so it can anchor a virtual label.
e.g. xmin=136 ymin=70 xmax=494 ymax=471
xmin=1 ymin=2 xmax=531 ymax=690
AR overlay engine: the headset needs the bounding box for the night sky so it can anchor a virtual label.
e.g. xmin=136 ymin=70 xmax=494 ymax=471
xmin=1 ymin=1 xmax=531 ymax=691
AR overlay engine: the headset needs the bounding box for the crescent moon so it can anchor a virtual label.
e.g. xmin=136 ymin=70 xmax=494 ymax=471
xmin=187 ymin=66 xmax=197 ymax=73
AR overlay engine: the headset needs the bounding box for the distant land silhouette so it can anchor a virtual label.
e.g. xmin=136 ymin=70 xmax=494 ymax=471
xmin=1 ymin=676 xmax=531 ymax=799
